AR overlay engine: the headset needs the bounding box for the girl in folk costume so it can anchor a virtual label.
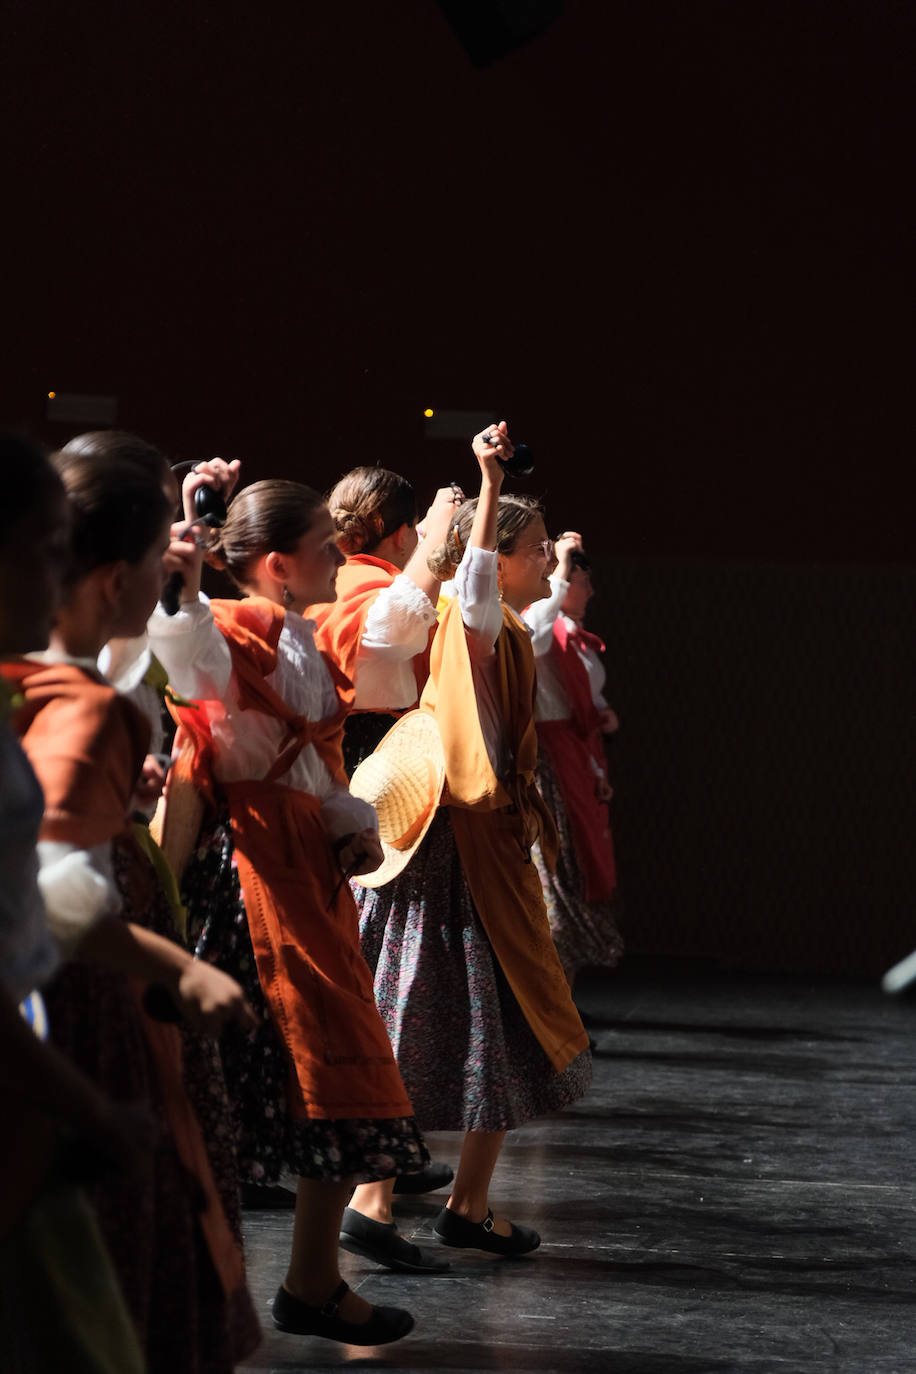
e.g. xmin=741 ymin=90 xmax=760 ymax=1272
xmin=63 ymin=431 xmax=243 ymax=832
xmin=149 ymin=475 xmax=426 ymax=1345
xmin=351 ymin=423 xmax=592 ymax=1256
xmin=523 ymin=534 xmax=623 ymax=987
xmin=0 ymin=435 xmax=146 ymax=1374
xmin=2 ymin=448 xmax=261 ymax=1374
xmin=63 ymin=430 xmax=241 ymax=943
xmin=307 ymin=469 xmax=464 ymax=1264
xmin=309 ymin=467 xmax=462 ymax=775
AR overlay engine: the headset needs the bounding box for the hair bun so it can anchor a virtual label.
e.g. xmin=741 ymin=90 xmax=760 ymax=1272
xmin=332 ymin=507 xmax=377 ymax=555
xmin=203 ymin=529 xmax=228 ymax=571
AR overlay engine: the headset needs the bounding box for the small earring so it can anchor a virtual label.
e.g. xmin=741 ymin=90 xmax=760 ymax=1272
xmin=281 ymin=584 xmax=294 ymax=608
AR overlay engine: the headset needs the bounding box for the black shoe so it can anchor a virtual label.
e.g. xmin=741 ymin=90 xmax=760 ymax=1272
xmin=339 ymin=1207 xmax=450 ymax=1273
xmin=241 ymin=1182 xmax=297 ymax=1210
xmin=433 ymin=1205 xmax=541 ymax=1257
xmin=272 ymin=1280 xmax=414 ymax=1345
xmin=392 ymin=1160 xmax=454 ymax=1195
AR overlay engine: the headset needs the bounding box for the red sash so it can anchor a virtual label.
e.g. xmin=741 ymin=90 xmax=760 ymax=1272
xmin=537 ymin=621 xmax=617 ymax=903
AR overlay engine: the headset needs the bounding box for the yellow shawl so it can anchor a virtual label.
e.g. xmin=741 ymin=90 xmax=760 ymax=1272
xmin=420 ymin=599 xmax=588 ymax=1072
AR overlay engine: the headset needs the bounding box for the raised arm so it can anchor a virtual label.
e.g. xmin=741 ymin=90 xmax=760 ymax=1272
xmin=148 ymin=505 xmax=232 ymax=700
xmin=453 ymin=423 xmax=513 ymax=646
xmin=401 ymin=485 xmax=467 ymax=604
xmin=523 ymin=532 xmax=583 ymax=653
xmin=468 ymin=422 xmax=510 ymax=553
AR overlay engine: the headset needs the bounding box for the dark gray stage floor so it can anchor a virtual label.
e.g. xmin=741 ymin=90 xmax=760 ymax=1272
xmin=239 ymin=960 xmax=916 ymax=1373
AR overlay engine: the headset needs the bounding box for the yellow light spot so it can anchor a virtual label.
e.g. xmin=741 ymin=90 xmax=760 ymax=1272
xmin=423 ymin=408 xmax=434 ymax=418
xmin=47 ymin=391 xmax=56 ymax=399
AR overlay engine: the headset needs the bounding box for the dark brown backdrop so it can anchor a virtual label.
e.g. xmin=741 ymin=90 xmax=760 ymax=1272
xmin=3 ymin=1 xmax=914 ymax=973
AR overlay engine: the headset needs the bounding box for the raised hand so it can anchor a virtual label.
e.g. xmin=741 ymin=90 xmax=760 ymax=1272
xmin=555 ymin=531 xmax=584 ymax=581
xmin=471 ymin=421 xmax=513 ymax=485
xmin=181 ymin=458 xmax=241 ymax=524
xmin=420 ymin=484 xmax=466 ymax=544
xmin=162 ymin=517 xmax=206 ymax=605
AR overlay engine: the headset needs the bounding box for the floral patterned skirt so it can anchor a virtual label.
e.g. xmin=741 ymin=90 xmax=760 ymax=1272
xmin=533 ymin=750 xmax=625 ymax=979
xmin=354 ymin=807 xmax=592 ymax=1133
xmin=182 ymin=810 xmax=428 ymax=1186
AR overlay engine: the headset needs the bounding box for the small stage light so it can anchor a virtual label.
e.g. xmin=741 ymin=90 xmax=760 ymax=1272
xmin=47 ymin=391 xmax=56 ymax=399
xmin=424 ymin=408 xmax=435 ymax=418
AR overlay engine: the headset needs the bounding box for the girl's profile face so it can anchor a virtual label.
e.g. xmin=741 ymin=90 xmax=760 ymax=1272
xmin=110 ymin=517 xmax=171 ymax=638
xmin=280 ymin=506 xmax=346 ymax=608
xmin=0 ymin=488 xmax=70 ymax=655
xmin=498 ymin=514 xmax=558 ymax=611
xmin=561 ymin=567 xmax=595 ymax=622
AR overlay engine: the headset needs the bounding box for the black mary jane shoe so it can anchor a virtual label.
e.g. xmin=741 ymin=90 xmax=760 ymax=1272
xmin=393 ymin=1159 xmax=455 ymax=1195
xmin=433 ymin=1205 xmax=541 ymax=1257
xmin=339 ymin=1206 xmax=450 ymax=1273
xmin=272 ymin=1280 xmax=414 ymax=1345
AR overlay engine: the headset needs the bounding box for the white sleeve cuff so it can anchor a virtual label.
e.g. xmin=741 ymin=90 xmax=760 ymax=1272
xmin=455 ymin=546 xmax=503 ymax=645
xmin=360 ymin=574 xmax=438 ymax=662
xmin=523 ymin=574 xmax=568 ymax=654
xmin=36 ymin=841 xmax=120 ymax=960
xmin=320 ymin=787 xmax=380 ymax=842
xmin=148 ymin=595 xmax=232 ymax=700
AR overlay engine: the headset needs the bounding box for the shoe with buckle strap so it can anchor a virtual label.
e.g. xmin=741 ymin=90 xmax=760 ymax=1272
xmin=432 ymin=1204 xmax=541 ymax=1256
xmin=271 ymin=1280 xmax=414 ymax=1345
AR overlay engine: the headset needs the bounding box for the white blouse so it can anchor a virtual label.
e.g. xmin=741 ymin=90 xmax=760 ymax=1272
xmin=353 ymin=573 xmax=437 ymax=710
xmin=149 ymin=597 xmax=378 ymax=841
xmin=453 ymin=545 xmax=523 ymax=778
xmin=98 ymin=632 xmax=167 ymax=758
xmin=523 ymin=574 xmax=609 ymax=723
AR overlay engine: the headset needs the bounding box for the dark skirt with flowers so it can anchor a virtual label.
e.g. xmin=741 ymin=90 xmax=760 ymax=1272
xmin=181 ymin=810 xmax=428 ymax=1185
xmin=342 ymin=710 xmax=399 ymax=778
xmin=354 ymin=807 xmax=592 ymax=1133
xmin=533 ymin=750 xmax=625 ymax=979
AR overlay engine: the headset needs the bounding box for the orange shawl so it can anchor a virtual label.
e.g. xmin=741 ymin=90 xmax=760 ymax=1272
xmin=2 ymin=658 xmax=245 ymax=1299
xmin=419 ymin=603 xmax=588 ymax=1072
xmin=2 ymin=659 xmax=149 ymax=848
xmin=308 ymin=554 xmax=433 ymax=706
xmin=166 ymin=598 xmax=413 ymax=1120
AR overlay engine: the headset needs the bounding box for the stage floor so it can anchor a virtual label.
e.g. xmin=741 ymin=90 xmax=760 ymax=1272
xmin=239 ymin=959 xmax=915 ymax=1373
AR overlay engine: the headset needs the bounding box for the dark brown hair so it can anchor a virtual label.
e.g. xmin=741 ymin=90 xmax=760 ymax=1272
xmin=206 ymin=479 xmax=326 ymax=590
xmin=426 ymin=494 xmax=544 ymax=581
xmin=60 ymin=429 xmax=170 ymax=476
xmin=328 ymin=467 xmax=416 ymax=555
xmin=51 ymin=448 xmax=172 ymax=586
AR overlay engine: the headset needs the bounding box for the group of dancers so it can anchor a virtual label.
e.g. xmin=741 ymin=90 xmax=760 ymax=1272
xmin=0 ymin=420 xmax=623 ymax=1371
